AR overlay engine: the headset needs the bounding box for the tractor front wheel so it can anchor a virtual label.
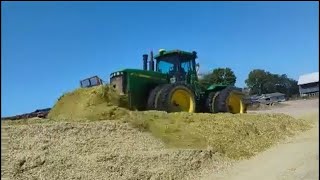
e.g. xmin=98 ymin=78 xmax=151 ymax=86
xmin=147 ymin=84 xmax=166 ymax=110
xmin=158 ymin=83 xmax=196 ymax=113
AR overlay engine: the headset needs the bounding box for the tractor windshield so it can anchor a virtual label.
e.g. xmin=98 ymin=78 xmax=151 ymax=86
xmin=156 ymin=55 xmax=195 ymax=74
xmin=157 ymin=60 xmax=176 ymax=74
xmin=156 ymin=56 xmax=178 ymax=74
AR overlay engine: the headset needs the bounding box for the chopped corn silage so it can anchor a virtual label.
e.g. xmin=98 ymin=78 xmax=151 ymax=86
xmin=48 ymin=85 xmax=129 ymax=121
xmin=128 ymin=111 xmax=312 ymax=160
xmin=44 ymin=85 xmax=312 ymax=160
xmin=2 ymin=86 xmax=315 ymax=180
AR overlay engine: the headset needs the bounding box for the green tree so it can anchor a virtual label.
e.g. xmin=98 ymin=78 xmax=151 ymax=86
xmin=199 ymin=67 xmax=237 ymax=88
xmin=245 ymin=69 xmax=269 ymax=95
xmin=245 ymin=69 xmax=299 ymax=97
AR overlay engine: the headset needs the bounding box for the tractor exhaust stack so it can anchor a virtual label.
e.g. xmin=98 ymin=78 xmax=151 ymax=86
xmin=143 ymin=54 xmax=148 ymax=70
xmin=149 ymin=51 xmax=154 ymax=71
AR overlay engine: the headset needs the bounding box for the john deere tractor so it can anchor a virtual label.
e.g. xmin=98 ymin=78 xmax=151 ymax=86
xmin=109 ymin=49 xmax=247 ymax=113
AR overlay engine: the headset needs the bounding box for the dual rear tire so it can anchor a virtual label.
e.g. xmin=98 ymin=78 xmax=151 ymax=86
xmin=206 ymin=86 xmax=246 ymax=114
xmin=147 ymin=83 xmax=196 ymax=113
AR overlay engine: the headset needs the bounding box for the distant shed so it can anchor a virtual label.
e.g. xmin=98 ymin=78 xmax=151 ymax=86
xmin=248 ymin=92 xmax=286 ymax=105
xmin=264 ymin=92 xmax=286 ymax=102
xmin=259 ymin=92 xmax=286 ymax=103
xmin=297 ymin=72 xmax=319 ymax=97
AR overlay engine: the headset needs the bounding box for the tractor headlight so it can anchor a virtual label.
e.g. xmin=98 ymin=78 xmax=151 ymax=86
xmin=110 ymin=71 xmax=124 ymax=78
xmin=170 ymin=77 xmax=176 ymax=83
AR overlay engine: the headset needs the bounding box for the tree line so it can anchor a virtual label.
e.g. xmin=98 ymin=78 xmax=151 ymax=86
xmin=199 ymin=68 xmax=299 ymax=97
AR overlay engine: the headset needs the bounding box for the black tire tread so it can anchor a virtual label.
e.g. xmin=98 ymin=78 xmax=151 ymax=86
xmin=205 ymin=91 xmax=219 ymax=113
xmin=147 ymin=84 xmax=167 ymax=110
xmin=214 ymin=86 xmax=243 ymax=113
xmin=158 ymin=83 xmax=196 ymax=113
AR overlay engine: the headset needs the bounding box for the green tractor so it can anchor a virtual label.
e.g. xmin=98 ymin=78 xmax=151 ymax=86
xmin=109 ymin=49 xmax=247 ymax=114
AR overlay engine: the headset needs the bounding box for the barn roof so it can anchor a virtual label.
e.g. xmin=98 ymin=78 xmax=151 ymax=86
xmin=298 ymin=72 xmax=319 ymax=85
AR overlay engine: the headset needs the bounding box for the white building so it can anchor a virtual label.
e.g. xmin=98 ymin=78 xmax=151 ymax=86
xmin=297 ymin=72 xmax=319 ymax=97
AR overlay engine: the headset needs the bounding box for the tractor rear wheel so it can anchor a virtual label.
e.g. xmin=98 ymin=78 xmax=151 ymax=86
xmin=147 ymin=84 xmax=166 ymax=110
xmin=214 ymin=86 xmax=246 ymax=114
xmin=158 ymin=83 xmax=196 ymax=113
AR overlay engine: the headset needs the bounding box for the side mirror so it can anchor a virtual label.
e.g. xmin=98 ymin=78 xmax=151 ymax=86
xmin=196 ymin=63 xmax=200 ymax=73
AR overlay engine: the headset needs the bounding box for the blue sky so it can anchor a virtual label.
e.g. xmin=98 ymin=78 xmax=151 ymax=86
xmin=1 ymin=2 xmax=319 ymax=116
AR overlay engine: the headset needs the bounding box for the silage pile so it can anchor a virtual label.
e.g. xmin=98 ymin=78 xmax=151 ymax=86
xmin=48 ymin=85 xmax=129 ymax=121
xmin=1 ymin=85 xmax=314 ymax=180
xmin=128 ymin=111 xmax=312 ymax=159
xmin=34 ymin=85 xmax=313 ymax=160
xmin=1 ymin=121 xmax=231 ymax=180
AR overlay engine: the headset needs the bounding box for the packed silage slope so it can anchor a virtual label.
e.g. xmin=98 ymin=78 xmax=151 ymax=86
xmin=1 ymin=85 xmax=314 ymax=180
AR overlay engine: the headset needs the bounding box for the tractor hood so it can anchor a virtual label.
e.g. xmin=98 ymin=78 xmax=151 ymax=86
xmin=110 ymin=68 xmax=169 ymax=111
xmin=110 ymin=68 xmax=168 ymax=81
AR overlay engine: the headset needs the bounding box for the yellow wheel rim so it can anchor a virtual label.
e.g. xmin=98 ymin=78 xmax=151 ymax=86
xmin=170 ymin=89 xmax=195 ymax=112
xmin=227 ymin=92 xmax=245 ymax=114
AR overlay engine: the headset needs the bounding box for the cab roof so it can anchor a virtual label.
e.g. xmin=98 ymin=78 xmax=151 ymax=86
xmin=154 ymin=49 xmax=197 ymax=59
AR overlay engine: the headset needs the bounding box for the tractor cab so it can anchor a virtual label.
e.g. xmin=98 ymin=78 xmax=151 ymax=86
xmin=154 ymin=50 xmax=198 ymax=83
